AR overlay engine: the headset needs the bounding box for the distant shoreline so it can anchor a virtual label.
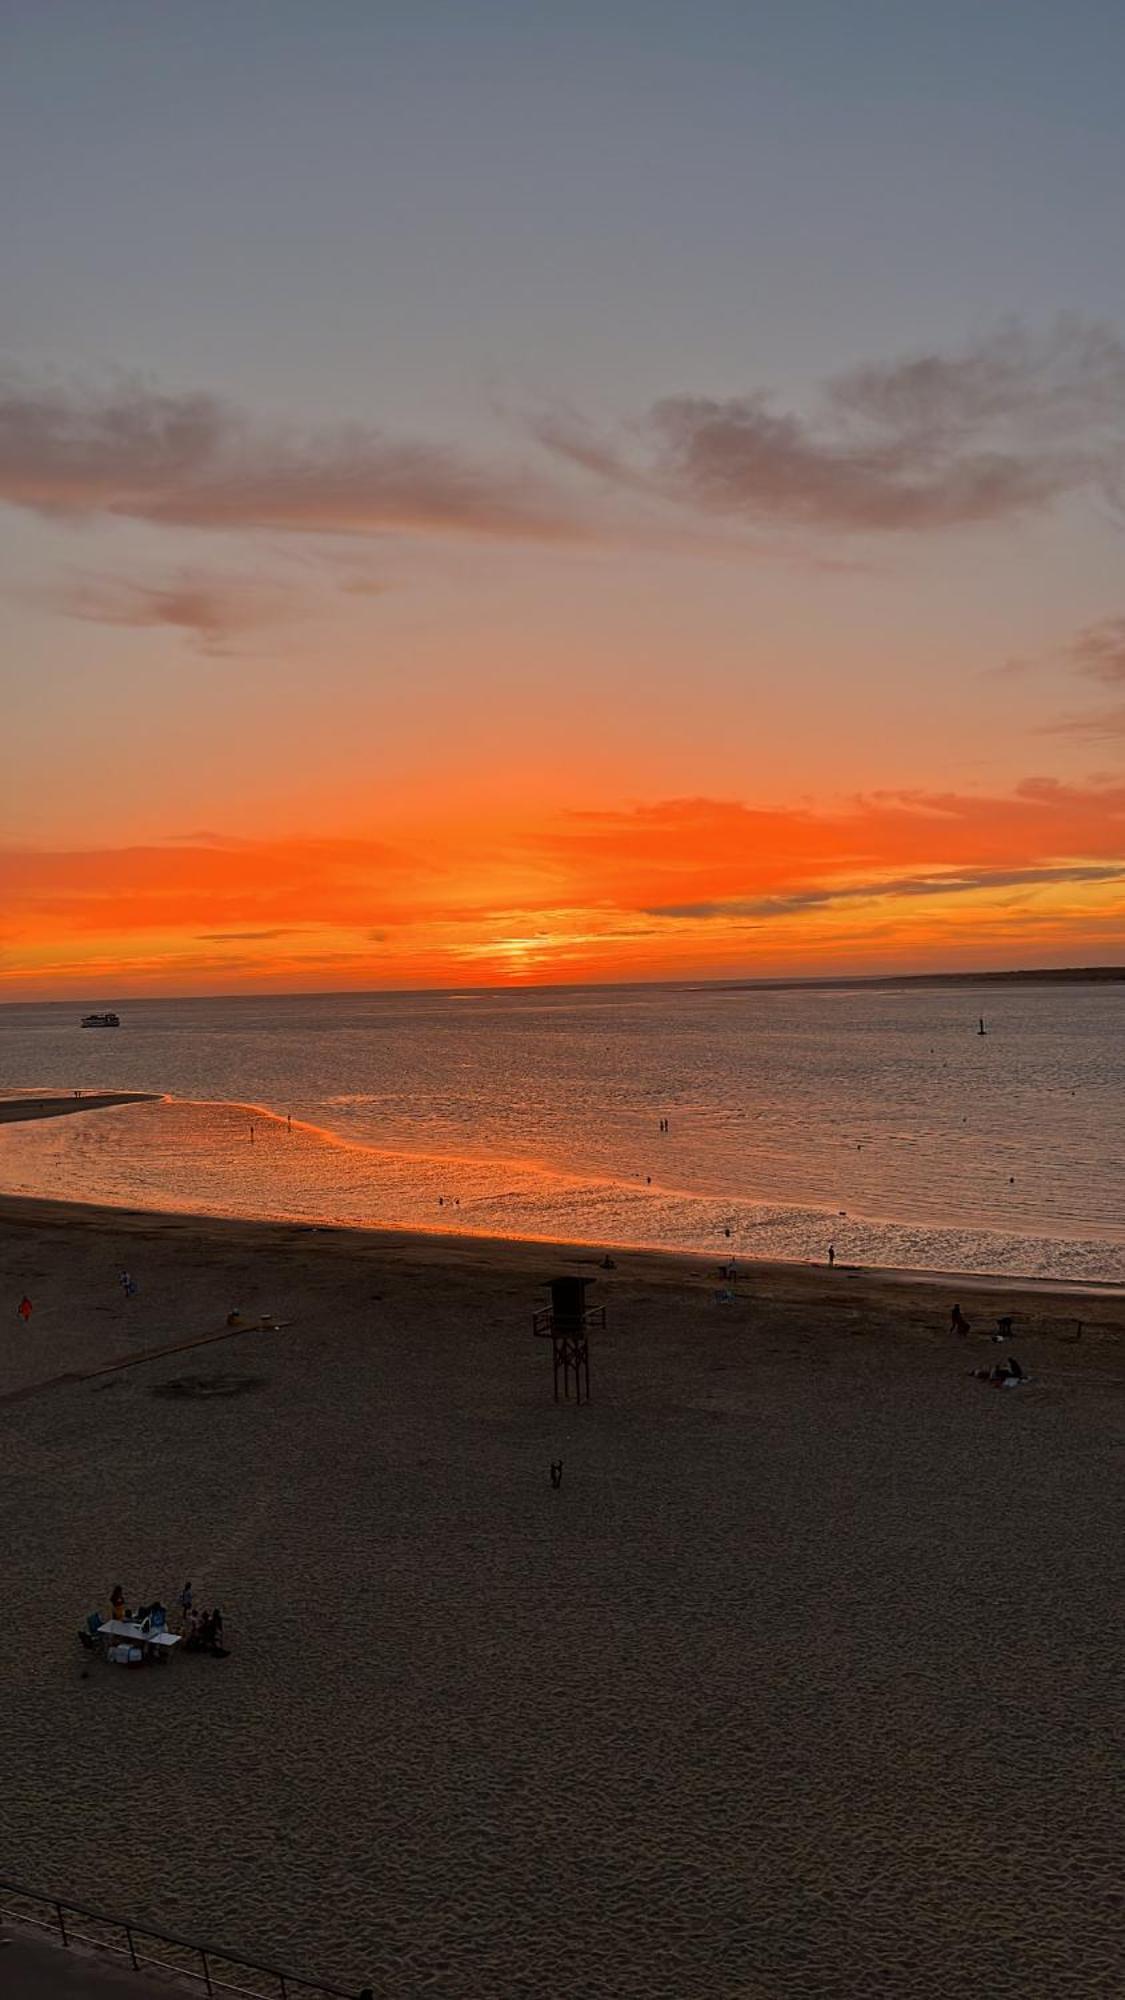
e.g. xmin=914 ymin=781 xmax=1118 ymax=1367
xmin=1 ymin=965 xmax=1123 ymax=1008
xmin=704 ymin=965 xmax=1125 ymax=995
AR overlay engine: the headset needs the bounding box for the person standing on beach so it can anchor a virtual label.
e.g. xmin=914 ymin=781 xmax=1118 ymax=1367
xmin=17 ymin=1295 xmax=33 ymax=1322
xmin=951 ymin=1304 xmax=971 ymax=1337
xmin=828 ymin=1244 xmax=835 ymax=1267
xmin=180 ymin=1580 xmax=193 ymax=1629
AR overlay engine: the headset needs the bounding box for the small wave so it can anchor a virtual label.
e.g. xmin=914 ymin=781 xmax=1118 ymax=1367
xmin=0 ymin=1093 xmax=1121 ymax=1285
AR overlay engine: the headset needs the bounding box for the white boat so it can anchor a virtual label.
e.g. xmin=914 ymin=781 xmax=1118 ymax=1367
xmin=81 ymin=1011 xmax=121 ymax=1028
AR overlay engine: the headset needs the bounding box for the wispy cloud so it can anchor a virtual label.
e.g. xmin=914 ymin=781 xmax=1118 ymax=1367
xmin=29 ymin=566 xmax=297 ymax=653
xmin=648 ymin=864 xmax=1125 ymax=921
xmin=6 ymin=321 xmax=1123 ymax=560
xmin=1041 ymin=704 xmax=1125 ymax=740
xmin=0 ymin=367 xmax=583 ymax=543
xmin=196 ymin=927 xmax=308 ymax=942
xmin=534 ymin=318 xmax=1125 ymax=534
xmin=531 ymin=781 xmax=1125 ymax=912
xmin=1038 ymin=613 xmax=1125 ymax=737
xmin=1068 ymin=615 xmax=1125 ymax=685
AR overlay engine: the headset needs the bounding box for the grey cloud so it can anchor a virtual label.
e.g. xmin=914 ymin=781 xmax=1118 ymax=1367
xmin=0 ymin=368 xmax=581 ymax=543
xmin=826 ymin=318 xmax=1125 ymax=443
xmin=649 ymin=863 xmax=1125 ymax=920
xmin=1040 ymin=705 xmax=1125 ymax=740
xmin=195 ymin=928 xmax=307 ymax=941
xmin=537 ymin=319 xmax=1125 ymax=534
xmin=1068 ymin=616 xmax=1125 ymax=685
xmin=1038 ymin=616 xmax=1125 ymax=736
xmin=35 ymin=567 xmax=295 ymax=653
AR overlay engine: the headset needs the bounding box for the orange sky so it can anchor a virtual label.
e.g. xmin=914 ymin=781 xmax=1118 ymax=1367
xmin=4 ymin=783 xmax=1124 ymax=997
xmin=4 ymin=13 xmax=1125 ymax=997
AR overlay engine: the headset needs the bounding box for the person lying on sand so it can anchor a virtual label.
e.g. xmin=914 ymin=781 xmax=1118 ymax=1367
xmin=971 ymin=1356 xmax=1026 ymax=1386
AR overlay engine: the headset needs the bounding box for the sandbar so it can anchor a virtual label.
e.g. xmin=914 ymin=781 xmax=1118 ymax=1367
xmin=0 ymin=1092 xmax=158 ymax=1124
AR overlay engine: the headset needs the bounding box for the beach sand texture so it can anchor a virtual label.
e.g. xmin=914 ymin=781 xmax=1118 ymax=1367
xmin=1 ymin=1199 xmax=1123 ymax=1998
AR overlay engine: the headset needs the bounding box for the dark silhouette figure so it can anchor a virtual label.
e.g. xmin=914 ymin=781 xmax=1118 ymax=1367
xmin=951 ymin=1303 xmax=971 ymax=1337
xmin=828 ymin=1243 xmax=835 ymax=1267
xmin=550 ymin=1460 xmax=563 ymax=1489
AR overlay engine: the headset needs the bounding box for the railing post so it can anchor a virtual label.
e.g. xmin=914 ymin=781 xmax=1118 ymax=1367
xmin=125 ymin=1923 xmax=139 ymax=1970
xmin=200 ymin=1944 xmax=214 ymax=1995
xmin=56 ymin=1902 xmax=68 ymax=1948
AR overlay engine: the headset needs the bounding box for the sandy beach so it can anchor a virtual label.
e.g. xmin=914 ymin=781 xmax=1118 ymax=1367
xmin=1 ymin=1124 xmax=1123 ymax=1996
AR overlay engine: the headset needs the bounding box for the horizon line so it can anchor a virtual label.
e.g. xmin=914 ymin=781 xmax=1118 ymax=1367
xmin=4 ymin=962 xmax=1125 ymax=1009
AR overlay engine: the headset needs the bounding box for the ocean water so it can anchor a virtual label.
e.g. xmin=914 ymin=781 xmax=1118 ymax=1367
xmin=0 ymin=983 xmax=1122 ymax=1281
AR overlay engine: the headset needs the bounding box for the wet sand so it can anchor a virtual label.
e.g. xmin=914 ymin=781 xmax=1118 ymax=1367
xmin=1 ymin=1195 xmax=1123 ymax=1997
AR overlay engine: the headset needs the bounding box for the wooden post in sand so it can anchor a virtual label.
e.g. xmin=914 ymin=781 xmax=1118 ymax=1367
xmin=532 ymin=1277 xmax=605 ymax=1405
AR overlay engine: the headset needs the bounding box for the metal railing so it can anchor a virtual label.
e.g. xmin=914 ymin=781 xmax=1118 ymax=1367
xmin=0 ymin=1878 xmax=371 ymax=1998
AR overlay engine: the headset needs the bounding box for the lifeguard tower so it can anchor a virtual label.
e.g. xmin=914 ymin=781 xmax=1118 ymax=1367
xmin=532 ymin=1275 xmax=606 ymax=1404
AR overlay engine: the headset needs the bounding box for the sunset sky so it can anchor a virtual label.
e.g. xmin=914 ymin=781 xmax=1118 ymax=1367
xmin=3 ymin=0 xmax=1125 ymax=996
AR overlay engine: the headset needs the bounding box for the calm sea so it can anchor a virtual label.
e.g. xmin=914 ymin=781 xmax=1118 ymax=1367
xmin=1 ymin=984 xmax=1122 ymax=1281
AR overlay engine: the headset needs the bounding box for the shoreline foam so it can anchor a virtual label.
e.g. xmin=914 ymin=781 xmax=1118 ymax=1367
xmin=0 ymin=1185 xmax=1121 ymax=1306
xmin=0 ymin=1089 xmax=1123 ymax=1292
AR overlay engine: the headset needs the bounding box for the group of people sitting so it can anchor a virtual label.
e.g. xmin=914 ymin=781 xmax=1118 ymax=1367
xmin=108 ymin=1585 xmax=169 ymax=1631
xmin=181 ymin=1605 xmax=227 ymax=1655
xmin=103 ymin=1582 xmax=229 ymax=1655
